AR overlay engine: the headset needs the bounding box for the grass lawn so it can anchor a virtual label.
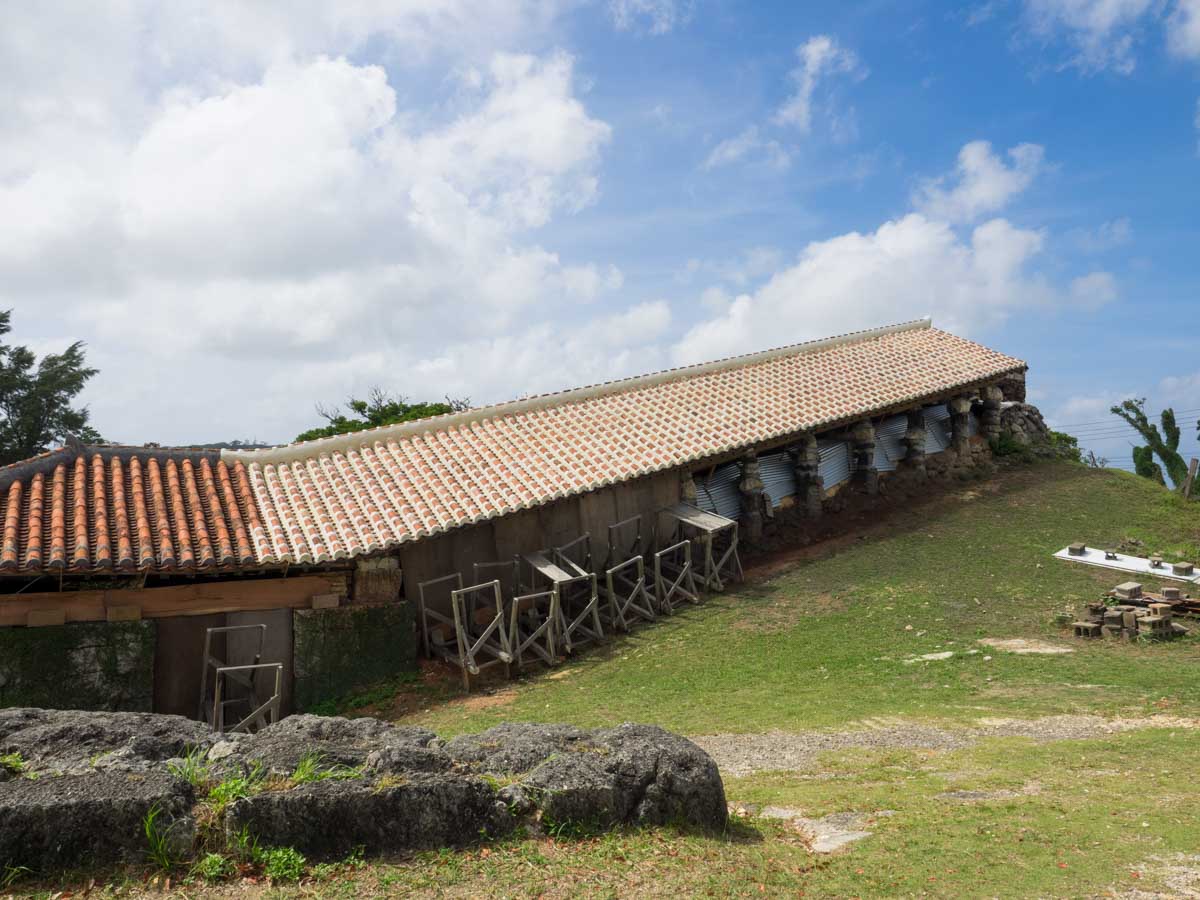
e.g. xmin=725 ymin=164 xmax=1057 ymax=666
xmin=16 ymin=461 xmax=1200 ymax=898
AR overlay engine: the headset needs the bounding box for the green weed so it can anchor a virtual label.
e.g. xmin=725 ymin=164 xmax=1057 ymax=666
xmin=191 ymin=852 xmax=233 ymax=883
xmin=166 ymin=746 xmax=211 ymax=789
xmin=207 ymin=761 xmax=265 ymax=816
xmin=0 ymin=751 xmax=25 ymax=775
xmin=142 ymin=803 xmax=177 ymax=872
xmin=261 ymin=846 xmax=306 ymax=882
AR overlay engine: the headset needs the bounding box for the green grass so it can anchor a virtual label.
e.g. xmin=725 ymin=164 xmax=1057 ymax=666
xmin=16 ymin=461 xmax=1200 ymax=898
xmin=410 ymin=462 xmax=1200 ymax=737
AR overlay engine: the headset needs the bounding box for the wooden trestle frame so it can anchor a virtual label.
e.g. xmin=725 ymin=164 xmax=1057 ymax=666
xmin=661 ymin=502 xmax=743 ymax=593
xmin=198 ymin=623 xmax=282 ymax=734
xmin=418 ymin=573 xmax=513 ymax=689
xmin=652 ymin=539 xmax=701 ymax=613
xmin=605 ymin=554 xmax=655 ymax=630
xmin=520 ymin=547 xmax=603 ymax=654
xmin=509 ymin=590 xmax=558 ymax=669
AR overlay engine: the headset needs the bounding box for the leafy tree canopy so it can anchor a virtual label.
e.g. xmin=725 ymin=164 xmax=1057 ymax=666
xmin=1111 ymin=398 xmax=1187 ymax=489
xmin=0 ymin=310 xmax=101 ymax=465
xmin=295 ymin=388 xmax=470 ymax=443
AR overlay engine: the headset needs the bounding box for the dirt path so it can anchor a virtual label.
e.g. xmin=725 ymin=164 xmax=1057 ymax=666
xmin=693 ymin=714 xmax=1200 ymax=776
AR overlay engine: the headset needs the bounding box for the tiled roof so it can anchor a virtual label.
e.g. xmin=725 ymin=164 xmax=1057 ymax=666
xmin=0 ymin=447 xmax=265 ymax=574
xmin=229 ymin=319 xmax=1023 ymax=565
xmin=0 ymin=320 xmax=1025 ymax=575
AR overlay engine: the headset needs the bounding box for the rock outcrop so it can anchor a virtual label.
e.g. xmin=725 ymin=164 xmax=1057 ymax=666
xmin=0 ymin=710 xmax=726 ymax=871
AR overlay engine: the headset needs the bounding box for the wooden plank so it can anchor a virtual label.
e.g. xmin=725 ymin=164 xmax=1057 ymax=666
xmin=449 ymin=521 xmax=498 ymax=585
xmin=538 ymin=496 xmax=583 ymax=551
xmin=1185 ymin=458 xmax=1198 ymax=499
xmin=0 ymin=574 xmax=344 ymax=627
xmin=493 ymin=507 xmax=542 ymax=560
xmin=578 ymin=488 xmax=617 ymax=567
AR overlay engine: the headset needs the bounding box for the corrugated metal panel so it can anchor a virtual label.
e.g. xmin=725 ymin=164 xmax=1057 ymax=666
xmin=759 ymin=451 xmax=796 ymax=507
xmin=818 ymin=440 xmax=852 ymax=489
xmin=874 ymin=414 xmax=908 ymax=472
xmin=695 ymin=461 xmax=743 ymax=520
xmin=923 ymin=404 xmax=952 ymax=453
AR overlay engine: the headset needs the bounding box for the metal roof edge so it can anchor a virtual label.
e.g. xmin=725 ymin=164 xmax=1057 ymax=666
xmin=223 ymin=317 xmax=934 ymax=466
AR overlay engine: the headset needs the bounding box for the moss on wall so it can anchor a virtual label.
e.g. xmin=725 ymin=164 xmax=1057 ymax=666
xmin=292 ymin=603 xmax=416 ymax=711
xmin=0 ymin=620 xmax=156 ymax=711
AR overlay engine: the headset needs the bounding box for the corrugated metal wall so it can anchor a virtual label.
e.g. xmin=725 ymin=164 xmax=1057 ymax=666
xmin=873 ymin=414 xmax=908 ymax=472
xmin=818 ymin=440 xmax=853 ymax=489
xmin=923 ymin=404 xmax=952 ymax=453
xmin=759 ymin=451 xmax=797 ymax=507
xmin=694 ymin=461 xmax=742 ymax=520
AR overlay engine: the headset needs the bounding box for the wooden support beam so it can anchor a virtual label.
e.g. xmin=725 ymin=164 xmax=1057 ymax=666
xmin=0 ymin=574 xmax=345 ymax=627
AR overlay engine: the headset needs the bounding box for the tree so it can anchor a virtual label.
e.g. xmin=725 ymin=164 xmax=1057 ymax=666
xmin=0 ymin=310 xmax=101 ymax=465
xmin=295 ymin=388 xmax=470 ymax=443
xmin=1111 ymin=399 xmax=1187 ymax=488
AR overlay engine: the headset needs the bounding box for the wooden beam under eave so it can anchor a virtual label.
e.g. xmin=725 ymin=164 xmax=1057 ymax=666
xmin=0 ymin=573 xmax=347 ymax=627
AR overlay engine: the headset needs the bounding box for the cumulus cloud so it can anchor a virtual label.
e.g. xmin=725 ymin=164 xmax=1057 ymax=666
xmin=773 ymin=35 xmax=866 ymax=133
xmin=1069 ymin=271 xmax=1119 ymax=308
xmin=671 ymin=213 xmax=1056 ymax=365
xmin=608 ymin=0 xmax=693 ymax=34
xmin=914 ymin=141 xmax=1046 ymax=224
xmin=0 ymin=3 xmax=644 ymax=443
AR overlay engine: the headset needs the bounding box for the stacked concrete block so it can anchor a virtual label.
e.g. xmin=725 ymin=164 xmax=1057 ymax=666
xmin=1073 ymin=585 xmax=1191 ymax=641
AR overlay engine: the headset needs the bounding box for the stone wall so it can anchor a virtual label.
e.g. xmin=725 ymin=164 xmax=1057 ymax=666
xmin=292 ymin=602 xmax=417 ymax=711
xmin=999 ymin=402 xmax=1052 ymax=447
xmin=0 ymin=620 xmax=155 ymax=711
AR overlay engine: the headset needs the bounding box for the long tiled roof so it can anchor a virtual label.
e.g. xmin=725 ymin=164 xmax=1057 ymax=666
xmin=0 ymin=320 xmax=1024 ymax=575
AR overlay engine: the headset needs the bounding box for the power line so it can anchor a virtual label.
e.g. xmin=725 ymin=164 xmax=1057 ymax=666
xmin=1049 ymin=406 xmax=1200 ymax=430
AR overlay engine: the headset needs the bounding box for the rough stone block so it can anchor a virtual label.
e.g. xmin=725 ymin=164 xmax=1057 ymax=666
xmin=1068 ymin=542 xmax=1087 ymax=556
xmin=1113 ymin=582 xmax=1143 ymax=600
xmin=1162 ymin=586 xmax=1182 ymax=601
xmin=0 ymin=772 xmax=194 ymax=870
xmin=1171 ymin=561 xmax=1195 ymax=576
xmin=225 ymin=774 xmax=510 ymax=857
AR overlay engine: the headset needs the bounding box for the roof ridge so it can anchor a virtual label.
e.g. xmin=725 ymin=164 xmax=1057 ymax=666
xmin=223 ymin=317 xmax=934 ymax=466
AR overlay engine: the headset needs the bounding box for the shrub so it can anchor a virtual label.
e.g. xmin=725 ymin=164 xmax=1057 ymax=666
xmin=207 ymin=762 xmax=265 ymax=816
xmin=0 ymin=752 xmax=25 ymax=775
xmin=193 ymin=852 xmax=234 ymax=883
xmin=262 ymin=846 xmax=306 ymax=882
xmin=1048 ymin=430 xmax=1082 ymax=462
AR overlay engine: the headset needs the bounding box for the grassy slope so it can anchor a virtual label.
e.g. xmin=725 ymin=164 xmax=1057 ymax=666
xmin=298 ymin=463 xmax=1200 ymax=900
xmin=23 ymin=462 xmax=1200 ymax=899
xmin=410 ymin=461 xmax=1200 ymax=737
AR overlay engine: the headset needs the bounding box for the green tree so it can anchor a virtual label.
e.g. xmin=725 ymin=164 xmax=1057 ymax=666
xmin=1111 ymin=399 xmax=1187 ymax=488
xmin=295 ymin=388 xmax=469 ymax=443
xmin=0 ymin=310 xmax=101 ymax=465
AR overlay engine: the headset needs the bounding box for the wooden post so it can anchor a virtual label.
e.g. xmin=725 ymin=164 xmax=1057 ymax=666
xmin=1184 ymin=458 xmax=1199 ymax=499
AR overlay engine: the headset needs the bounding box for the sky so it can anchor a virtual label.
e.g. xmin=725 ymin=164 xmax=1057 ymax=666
xmin=3 ymin=0 xmax=1198 ymax=468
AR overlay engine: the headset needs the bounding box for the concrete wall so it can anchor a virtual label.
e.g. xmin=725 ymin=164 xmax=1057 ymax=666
xmin=0 ymin=620 xmax=155 ymax=711
xmin=292 ymin=602 xmax=417 ymax=712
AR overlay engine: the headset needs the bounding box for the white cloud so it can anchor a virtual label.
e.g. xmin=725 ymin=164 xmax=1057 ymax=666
xmin=0 ymin=4 xmax=644 ymax=443
xmin=701 ymin=126 xmax=790 ymax=171
xmin=1167 ymin=0 xmax=1200 ymax=59
xmin=1022 ymin=0 xmax=1156 ymax=73
xmin=773 ymin=35 xmax=866 ymax=134
xmin=1068 ymin=217 xmax=1132 ymax=252
xmin=914 ymin=141 xmax=1046 ymax=224
xmin=608 ymin=0 xmax=693 ymax=35
xmin=671 ymin=213 xmax=1056 ymax=365
xmin=1069 ymin=270 xmax=1119 ymax=308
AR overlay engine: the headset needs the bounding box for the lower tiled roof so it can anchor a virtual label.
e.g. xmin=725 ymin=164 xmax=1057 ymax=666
xmin=0 ymin=448 xmax=264 ymax=574
xmin=0 ymin=319 xmax=1025 ymax=576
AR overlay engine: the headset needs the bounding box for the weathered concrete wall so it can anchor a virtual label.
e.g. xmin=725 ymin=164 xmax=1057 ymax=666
xmin=0 ymin=620 xmax=155 ymax=711
xmin=292 ymin=603 xmax=417 ymax=711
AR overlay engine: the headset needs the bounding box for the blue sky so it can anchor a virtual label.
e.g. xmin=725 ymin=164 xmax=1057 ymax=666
xmin=2 ymin=1 xmax=1198 ymax=465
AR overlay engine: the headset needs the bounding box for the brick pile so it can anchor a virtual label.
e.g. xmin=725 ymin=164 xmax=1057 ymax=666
xmin=1072 ymin=581 xmax=1191 ymax=641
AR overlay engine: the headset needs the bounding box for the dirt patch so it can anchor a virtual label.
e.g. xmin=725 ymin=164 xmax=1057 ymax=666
xmin=1115 ymin=854 xmax=1200 ymax=898
xmin=978 ymin=638 xmax=1074 ymax=655
xmin=732 ymin=591 xmax=846 ymax=633
xmin=458 ymin=688 xmax=518 ymax=711
xmin=695 ymin=714 xmax=1200 ymax=776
